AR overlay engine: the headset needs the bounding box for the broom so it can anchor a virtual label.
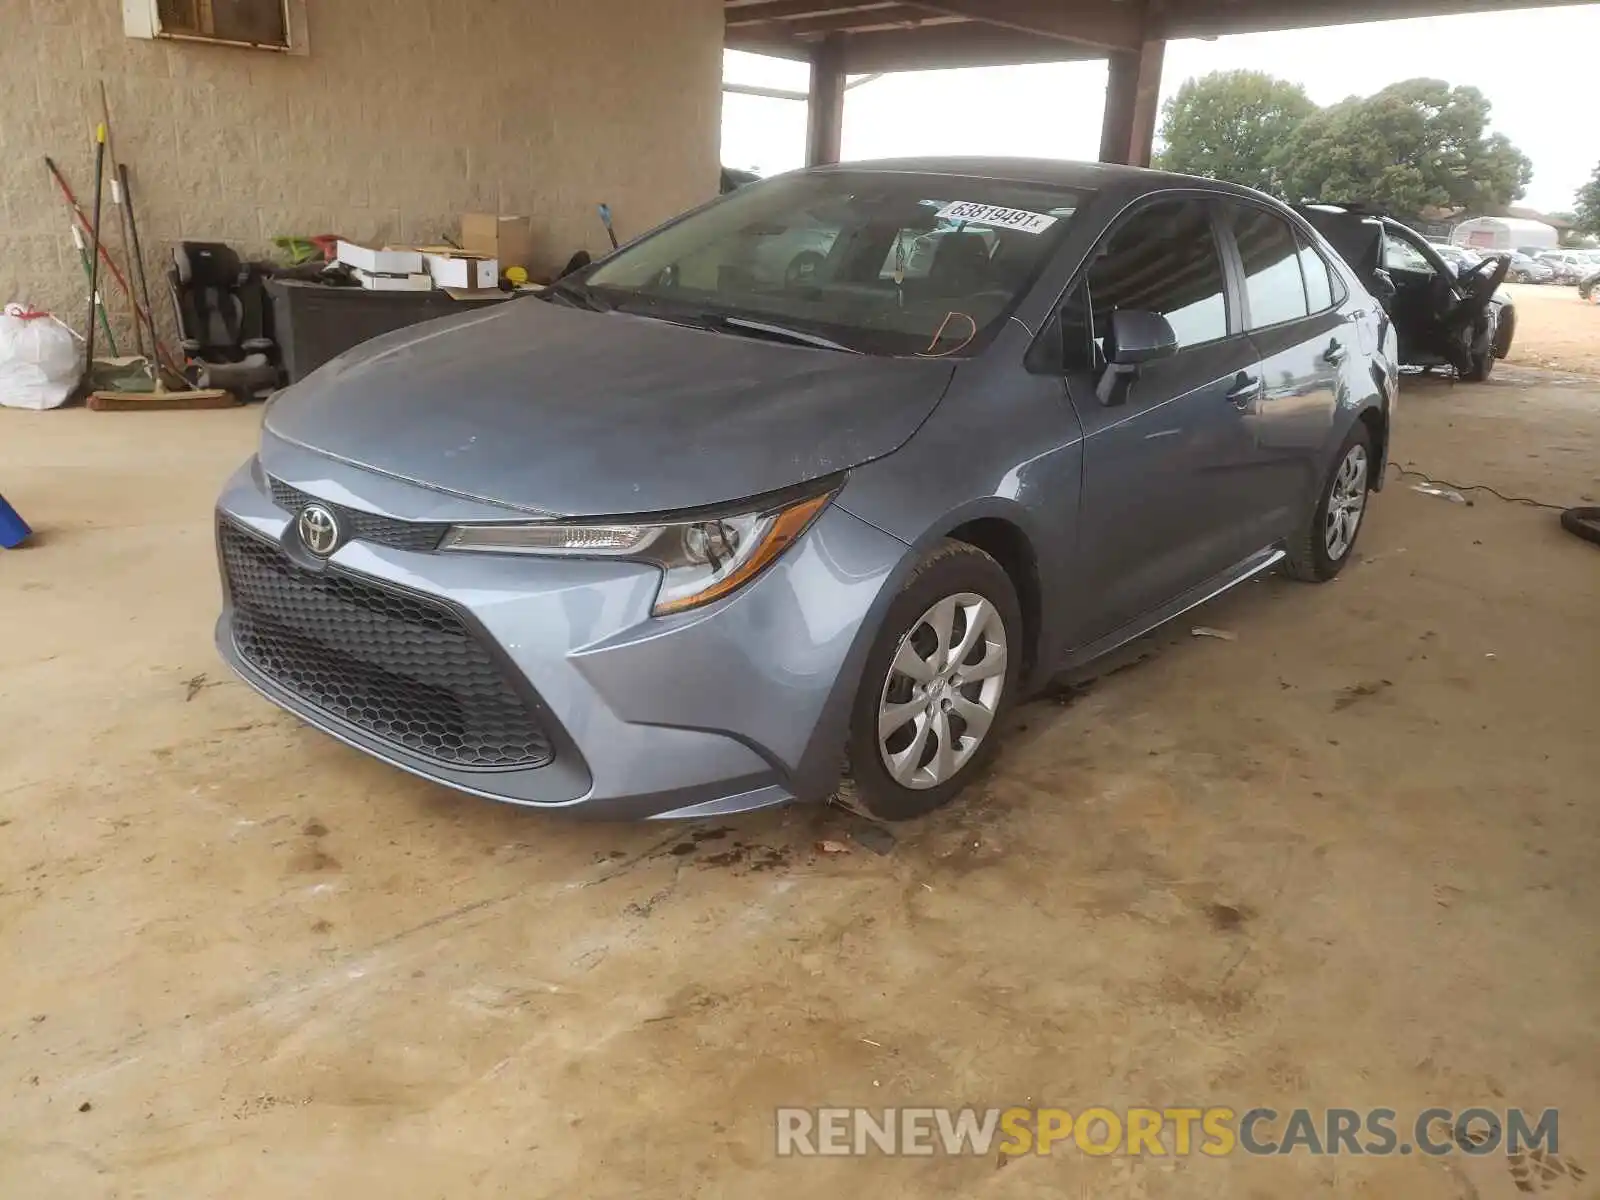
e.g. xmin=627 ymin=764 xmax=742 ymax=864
xmin=89 ymin=160 xmax=232 ymax=411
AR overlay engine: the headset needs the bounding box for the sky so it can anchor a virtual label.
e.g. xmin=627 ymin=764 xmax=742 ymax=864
xmin=721 ymin=4 xmax=1600 ymax=214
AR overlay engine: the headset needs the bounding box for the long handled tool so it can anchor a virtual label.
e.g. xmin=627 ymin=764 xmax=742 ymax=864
xmin=99 ymin=81 xmax=146 ymax=361
xmin=90 ymin=163 xmax=233 ymax=411
xmin=83 ymin=123 xmax=107 ymax=374
xmin=119 ymin=163 xmax=164 ymax=375
xmin=43 ymin=156 xmax=179 ymax=374
xmin=69 ymin=223 xmax=117 ymax=356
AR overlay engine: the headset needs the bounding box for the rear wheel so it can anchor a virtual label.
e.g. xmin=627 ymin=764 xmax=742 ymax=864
xmin=1285 ymin=423 xmax=1373 ymax=583
xmin=847 ymin=540 xmax=1021 ymax=820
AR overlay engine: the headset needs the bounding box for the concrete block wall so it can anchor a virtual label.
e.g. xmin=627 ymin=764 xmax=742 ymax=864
xmin=1 ymin=0 xmax=723 ymax=355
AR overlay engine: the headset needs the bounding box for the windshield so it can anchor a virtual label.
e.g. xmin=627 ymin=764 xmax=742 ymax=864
xmin=584 ymin=171 xmax=1087 ymax=357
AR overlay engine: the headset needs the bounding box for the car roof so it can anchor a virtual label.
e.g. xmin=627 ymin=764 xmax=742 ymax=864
xmin=806 ymin=156 xmax=1271 ymax=201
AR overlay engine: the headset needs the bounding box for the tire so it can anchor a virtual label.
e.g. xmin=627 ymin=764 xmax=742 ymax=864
xmin=1511 ymin=270 xmax=1530 ymax=284
xmin=1461 ymin=343 xmax=1495 ymax=381
xmin=846 ymin=540 xmax=1022 ymax=820
xmin=1492 ymin=308 xmax=1516 ymax=358
xmin=1561 ymin=507 xmax=1600 ymax=548
xmin=1284 ymin=422 xmax=1374 ymax=583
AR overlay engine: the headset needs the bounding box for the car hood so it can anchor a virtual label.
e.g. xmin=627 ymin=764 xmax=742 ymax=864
xmin=264 ymin=298 xmax=956 ymax=517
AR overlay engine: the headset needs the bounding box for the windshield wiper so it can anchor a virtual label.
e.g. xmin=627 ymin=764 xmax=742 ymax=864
xmin=543 ymin=277 xmax=613 ymax=313
xmin=707 ymin=315 xmax=860 ymax=354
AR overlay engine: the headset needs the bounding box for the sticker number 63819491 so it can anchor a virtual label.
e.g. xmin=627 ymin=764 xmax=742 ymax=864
xmin=935 ymin=201 xmax=1058 ymax=235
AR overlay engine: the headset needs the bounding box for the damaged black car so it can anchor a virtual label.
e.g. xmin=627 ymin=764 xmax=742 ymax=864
xmin=1296 ymin=204 xmax=1513 ymax=381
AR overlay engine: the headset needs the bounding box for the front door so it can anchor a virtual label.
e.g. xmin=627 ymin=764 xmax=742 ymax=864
xmin=1061 ymin=198 xmax=1264 ymax=645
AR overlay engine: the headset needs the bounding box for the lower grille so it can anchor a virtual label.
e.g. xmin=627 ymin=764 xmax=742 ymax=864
xmin=220 ymin=520 xmax=551 ymax=769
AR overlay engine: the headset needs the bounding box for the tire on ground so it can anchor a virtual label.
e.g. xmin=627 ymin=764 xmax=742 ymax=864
xmin=1284 ymin=420 xmax=1375 ymax=583
xmin=846 ymin=539 xmax=1022 ymax=820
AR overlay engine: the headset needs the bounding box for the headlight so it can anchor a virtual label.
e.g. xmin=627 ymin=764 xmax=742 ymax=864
xmin=441 ymin=488 xmax=834 ymax=616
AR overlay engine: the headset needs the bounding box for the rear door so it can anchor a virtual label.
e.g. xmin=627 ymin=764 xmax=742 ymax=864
xmin=1061 ymin=196 xmax=1266 ymax=644
xmin=1220 ymin=202 xmax=1349 ymax=540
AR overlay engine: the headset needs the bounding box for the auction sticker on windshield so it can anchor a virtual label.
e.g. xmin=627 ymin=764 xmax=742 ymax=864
xmin=937 ymin=202 xmax=1058 ymax=235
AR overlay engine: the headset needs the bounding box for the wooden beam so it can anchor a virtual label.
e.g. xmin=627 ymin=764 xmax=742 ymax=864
xmin=722 ymin=81 xmax=811 ymax=101
xmin=725 ymin=1 xmax=895 ymax=26
xmin=759 ymin=6 xmax=962 ymax=37
xmin=724 ymin=28 xmax=814 ymax=58
xmin=838 ymin=21 xmax=1106 ymax=71
xmin=907 ymin=0 xmax=1143 ymax=51
xmin=1158 ymin=0 xmax=1595 ymax=38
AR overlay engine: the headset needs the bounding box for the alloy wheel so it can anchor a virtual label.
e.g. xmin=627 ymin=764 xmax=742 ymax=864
xmin=1325 ymin=444 xmax=1369 ymax=561
xmin=877 ymin=592 xmax=1008 ymax=790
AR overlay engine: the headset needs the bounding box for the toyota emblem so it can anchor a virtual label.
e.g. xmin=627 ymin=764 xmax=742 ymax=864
xmin=297 ymin=503 xmax=341 ymax=556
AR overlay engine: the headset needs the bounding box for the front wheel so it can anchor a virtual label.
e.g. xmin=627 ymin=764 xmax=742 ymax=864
xmin=1462 ymin=343 xmax=1496 ymax=381
xmin=847 ymin=540 xmax=1022 ymax=820
xmin=1285 ymin=424 xmax=1373 ymax=583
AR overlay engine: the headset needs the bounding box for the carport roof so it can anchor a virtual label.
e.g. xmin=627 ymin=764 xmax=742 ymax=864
xmin=725 ymin=0 xmax=1597 ymax=70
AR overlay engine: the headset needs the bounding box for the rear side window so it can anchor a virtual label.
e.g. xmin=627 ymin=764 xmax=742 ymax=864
xmin=1085 ymin=199 xmax=1228 ymax=351
xmin=1298 ymin=239 xmax=1336 ymax=312
xmin=1233 ymin=207 xmax=1308 ymax=329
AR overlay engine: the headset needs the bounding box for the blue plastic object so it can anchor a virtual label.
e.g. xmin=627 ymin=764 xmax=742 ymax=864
xmin=0 ymin=491 xmax=30 ymax=549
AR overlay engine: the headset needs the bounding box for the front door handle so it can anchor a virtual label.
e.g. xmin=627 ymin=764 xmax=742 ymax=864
xmin=1227 ymin=374 xmax=1263 ymax=408
xmin=1324 ymin=339 xmax=1349 ymax=366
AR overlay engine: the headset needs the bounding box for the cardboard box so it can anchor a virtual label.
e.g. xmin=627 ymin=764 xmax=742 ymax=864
xmin=422 ymin=251 xmax=498 ymax=290
xmin=337 ymin=241 xmax=424 ymax=275
xmin=460 ymin=214 xmax=534 ymax=271
xmin=351 ymin=267 xmax=432 ymax=292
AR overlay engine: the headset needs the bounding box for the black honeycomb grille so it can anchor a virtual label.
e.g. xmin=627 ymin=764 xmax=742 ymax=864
xmin=268 ymin=476 xmax=448 ymax=552
xmin=220 ymin=521 xmax=551 ymax=769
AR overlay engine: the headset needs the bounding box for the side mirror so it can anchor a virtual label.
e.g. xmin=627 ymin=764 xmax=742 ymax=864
xmin=1096 ymin=309 xmax=1176 ymax=406
xmin=1105 ymin=309 xmax=1178 ymax=366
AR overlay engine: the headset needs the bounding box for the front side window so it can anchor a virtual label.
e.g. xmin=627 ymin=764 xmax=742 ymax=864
xmin=1383 ymin=236 xmax=1433 ymax=274
xmin=1232 ymin=207 xmax=1309 ymax=329
xmin=585 ymin=172 xmax=1086 ymax=357
xmin=1083 ymin=199 xmax=1229 ymax=352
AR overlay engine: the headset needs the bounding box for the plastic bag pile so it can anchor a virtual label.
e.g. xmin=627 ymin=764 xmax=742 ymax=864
xmin=1 ymin=304 xmax=82 ymax=410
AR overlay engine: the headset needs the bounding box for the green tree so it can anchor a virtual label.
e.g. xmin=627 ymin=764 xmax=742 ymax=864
xmin=1576 ymin=163 xmax=1600 ymax=235
xmin=1154 ymin=70 xmax=1315 ymax=196
xmin=1275 ymin=79 xmax=1531 ymax=215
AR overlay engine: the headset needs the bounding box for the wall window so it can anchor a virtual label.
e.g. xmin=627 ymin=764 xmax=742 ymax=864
xmin=1233 ymin=207 xmax=1309 ymax=329
xmin=127 ymin=0 xmax=305 ymax=52
xmin=1085 ymin=200 xmax=1228 ymax=351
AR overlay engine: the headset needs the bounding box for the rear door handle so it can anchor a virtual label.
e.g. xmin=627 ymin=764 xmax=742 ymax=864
xmin=1227 ymin=374 xmax=1263 ymax=407
xmin=1324 ymin=339 xmax=1349 ymax=366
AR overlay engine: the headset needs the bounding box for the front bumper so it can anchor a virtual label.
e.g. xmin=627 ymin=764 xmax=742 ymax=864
xmin=213 ymin=453 xmax=909 ymax=819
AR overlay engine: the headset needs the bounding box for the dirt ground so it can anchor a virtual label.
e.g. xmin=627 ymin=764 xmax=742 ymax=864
xmin=1501 ymin=282 xmax=1600 ymax=377
xmin=2 ymin=323 xmax=1599 ymax=1197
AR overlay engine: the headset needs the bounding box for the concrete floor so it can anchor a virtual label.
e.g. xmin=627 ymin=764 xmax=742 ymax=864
xmin=2 ymin=360 xmax=1598 ymax=1198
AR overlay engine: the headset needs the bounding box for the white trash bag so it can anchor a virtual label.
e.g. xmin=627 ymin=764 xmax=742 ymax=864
xmin=0 ymin=303 xmax=83 ymax=411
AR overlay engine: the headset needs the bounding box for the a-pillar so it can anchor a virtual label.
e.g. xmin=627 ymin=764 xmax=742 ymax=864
xmin=805 ymin=34 xmax=846 ymax=167
xmin=1099 ymin=38 xmax=1166 ymax=167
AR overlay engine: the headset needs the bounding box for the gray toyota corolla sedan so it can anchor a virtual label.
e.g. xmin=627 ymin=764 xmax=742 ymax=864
xmin=215 ymin=158 xmax=1397 ymax=821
